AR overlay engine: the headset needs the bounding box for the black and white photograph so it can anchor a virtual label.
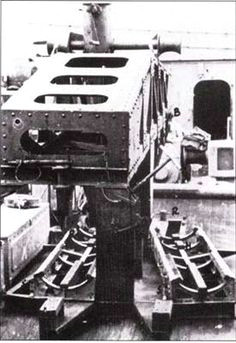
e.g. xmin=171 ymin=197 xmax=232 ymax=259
xmin=0 ymin=0 xmax=235 ymax=340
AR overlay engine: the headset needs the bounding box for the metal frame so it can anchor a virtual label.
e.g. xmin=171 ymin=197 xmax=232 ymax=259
xmin=148 ymin=218 xmax=235 ymax=337
xmin=1 ymin=51 xmax=169 ymax=187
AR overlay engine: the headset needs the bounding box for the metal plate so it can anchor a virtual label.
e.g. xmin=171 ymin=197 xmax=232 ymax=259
xmin=1 ymin=203 xmax=50 ymax=287
xmin=1 ymin=110 xmax=129 ymax=168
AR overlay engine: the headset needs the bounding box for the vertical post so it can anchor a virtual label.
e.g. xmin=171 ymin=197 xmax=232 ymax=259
xmin=83 ymin=3 xmax=112 ymax=53
xmin=85 ymin=187 xmax=140 ymax=305
xmin=39 ymin=297 xmax=64 ymax=339
xmin=55 ymin=185 xmax=74 ymax=232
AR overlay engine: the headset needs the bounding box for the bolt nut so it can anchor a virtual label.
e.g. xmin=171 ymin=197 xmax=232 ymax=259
xmin=2 ymin=134 xmax=7 ymax=138
xmin=3 ymin=146 xmax=7 ymax=150
xmin=2 ymin=122 xmax=6 ymax=126
xmin=45 ymin=113 xmax=49 ymax=117
xmin=28 ymin=113 xmax=32 ymax=117
xmin=11 ymin=112 xmax=15 ymax=117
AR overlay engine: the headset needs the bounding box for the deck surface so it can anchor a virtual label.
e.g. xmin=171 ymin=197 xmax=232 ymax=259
xmin=0 ymin=255 xmax=235 ymax=340
xmin=152 ymin=178 xmax=235 ymax=252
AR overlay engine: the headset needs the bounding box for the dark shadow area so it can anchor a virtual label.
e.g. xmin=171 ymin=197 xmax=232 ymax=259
xmin=193 ymin=80 xmax=230 ymax=140
xmin=51 ymin=75 xmax=118 ymax=85
xmin=65 ymin=57 xmax=128 ymax=68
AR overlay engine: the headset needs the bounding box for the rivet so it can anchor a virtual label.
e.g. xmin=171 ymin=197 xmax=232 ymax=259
xmin=2 ymin=172 xmax=6 ymax=176
xmin=28 ymin=113 xmax=32 ymax=117
xmin=45 ymin=113 xmax=48 ymax=117
xmin=79 ymin=113 xmax=82 ymax=118
xmin=122 ymin=124 xmax=126 ymax=128
xmin=95 ymin=114 xmax=100 ymax=118
xmin=61 ymin=113 xmax=66 ymax=118
xmin=3 ymin=146 xmax=7 ymax=150
xmin=112 ymin=114 xmax=116 ymax=119
xmin=2 ymin=134 xmax=7 ymax=138
xmin=3 ymin=158 xmax=7 ymax=162
xmin=11 ymin=112 xmax=15 ymax=117
xmin=2 ymin=122 xmax=6 ymax=126
xmin=122 ymin=137 xmax=126 ymax=141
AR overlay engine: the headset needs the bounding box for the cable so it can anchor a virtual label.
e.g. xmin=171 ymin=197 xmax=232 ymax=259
xmin=101 ymin=188 xmax=121 ymax=204
xmin=15 ymin=160 xmax=42 ymax=183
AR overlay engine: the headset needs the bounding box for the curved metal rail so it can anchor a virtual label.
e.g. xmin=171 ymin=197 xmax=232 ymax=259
xmin=161 ymin=240 xmax=200 ymax=252
xmin=161 ymin=227 xmax=198 ymax=243
xmin=179 ymin=281 xmax=226 ymax=296
xmin=71 ymin=237 xmax=89 ymax=247
xmin=41 ymin=276 xmax=90 ymax=291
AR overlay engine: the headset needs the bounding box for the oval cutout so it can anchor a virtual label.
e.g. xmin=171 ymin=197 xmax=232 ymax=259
xmin=66 ymin=57 xmax=128 ymax=68
xmin=20 ymin=130 xmax=107 ymax=155
xmin=34 ymin=94 xmax=108 ymax=104
xmin=51 ymin=75 xmax=118 ymax=85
